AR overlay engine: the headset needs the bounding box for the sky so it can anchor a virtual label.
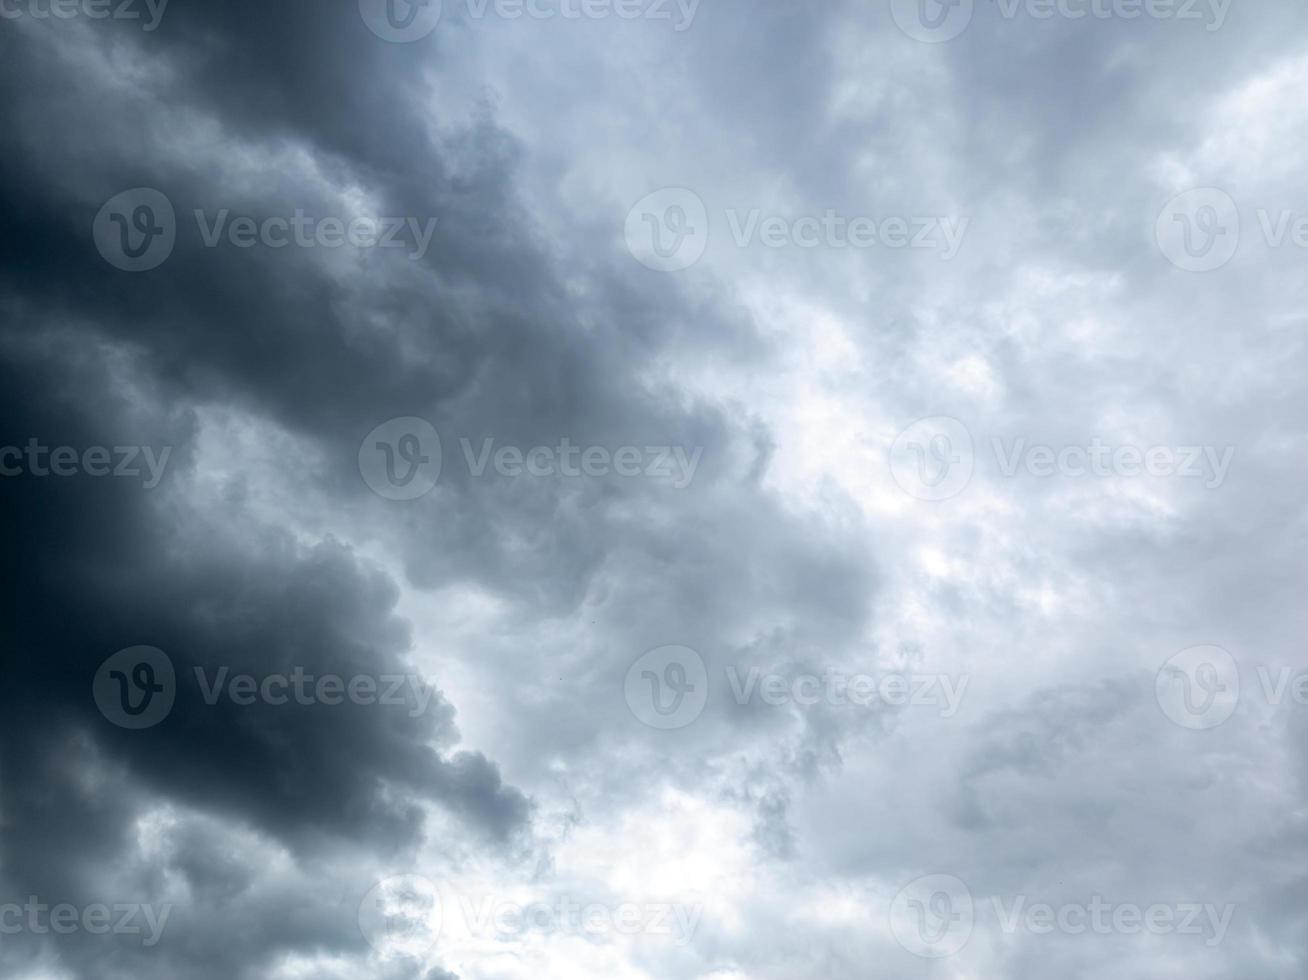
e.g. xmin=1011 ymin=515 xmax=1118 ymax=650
xmin=1 ymin=1 xmax=1307 ymax=978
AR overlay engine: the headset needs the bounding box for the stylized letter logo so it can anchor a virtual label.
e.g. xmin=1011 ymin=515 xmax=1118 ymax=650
xmin=378 ymin=433 xmax=431 ymax=488
xmin=387 ymin=0 xmax=427 ymax=28
xmin=109 ymin=205 xmax=166 ymax=259
xmin=93 ymin=189 xmax=176 ymax=272
xmin=910 ymin=891 xmax=963 ymax=943
xmin=891 ymin=874 xmax=974 ymax=958
xmin=890 ymin=417 xmax=974 ymax=501
xmin=641 ymin=660 xmax=697 ymax=717
xmin=918 ymin=0 xmax=962 ymax=29
xmin=359 ymin=0 xmax=441 ymax=41
xmin=1174 ymin=205 xmax=1226 ymax=259
xmin=892 ymin=0 xmax=973 ymax=42
xmin=1156 ymin=645 xmax=1240 ymax=730
xmin=359 ymin=418 xmax=442 ymax=501
xmin=625 ymin=645 xmax=709 ymax=729
xmin=909 ymin=434 xmax=962 ymax=489
xmin=625 ymin=188 xmax=709 ymax=272
xmin=1156 ymin=188 xmax=1240 ymax=272
xmin=94 ymin=646 xmax=176 ymax=729
xmin=358 ymin=875 xmax=443 ymax=957
xmin=110 ymin=661 xmax=166 ymax=716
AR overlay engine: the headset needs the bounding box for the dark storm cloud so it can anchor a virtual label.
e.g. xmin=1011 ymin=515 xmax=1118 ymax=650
xmin=0 ymin=2 xmax=788 ymax=977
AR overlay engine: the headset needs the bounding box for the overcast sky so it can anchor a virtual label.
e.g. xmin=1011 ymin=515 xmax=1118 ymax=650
xmin=2 ymin=1 xmax=1307 ymax=978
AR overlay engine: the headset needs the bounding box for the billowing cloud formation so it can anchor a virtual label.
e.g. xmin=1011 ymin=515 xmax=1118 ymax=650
xmin=2 ymin=0 xmax=1307 ymax=977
